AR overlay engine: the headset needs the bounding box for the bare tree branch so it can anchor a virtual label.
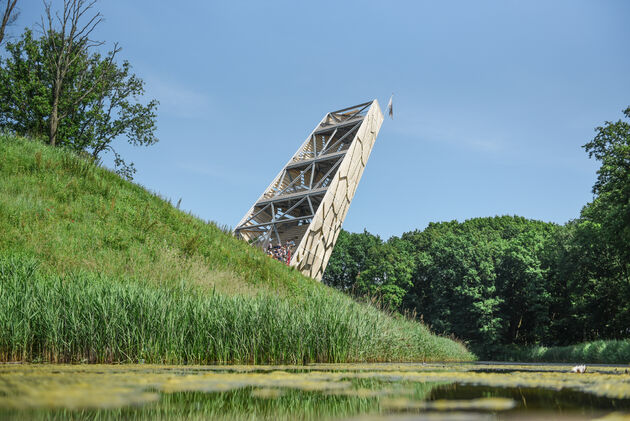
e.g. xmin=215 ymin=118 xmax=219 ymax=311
xmin=39 ymin=0 xmax=104 ymax=146
xmin=0 ymin=0 xmax=19 ymax=46
xmin=58 ymin=43 xmax=120 ymax=120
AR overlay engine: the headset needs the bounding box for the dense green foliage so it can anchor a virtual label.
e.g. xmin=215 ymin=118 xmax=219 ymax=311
xmin=0 ymin=134 xmax=472 ymax=363
xmin=544 ymin=107 xmax=630 ymax=345
xmin=325 ymin=106 xmax=630 ymax=356
xmin=325 ymin=217 xmax=558 ymax=354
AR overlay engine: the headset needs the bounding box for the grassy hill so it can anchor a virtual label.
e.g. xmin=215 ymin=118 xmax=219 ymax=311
xmin=0 ymin=133 xmax=473 ymax=364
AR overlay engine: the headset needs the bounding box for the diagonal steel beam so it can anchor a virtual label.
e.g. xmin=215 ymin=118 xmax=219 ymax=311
xmin=240 ymin=203 xmax=272 ymax=227
xmin=320 ymin=121 xmax=362 ymax=155
xmin=313 ymin=157 xmax=344 ymax=189
xmin=320 ymin=128 xmax=338 ymax=156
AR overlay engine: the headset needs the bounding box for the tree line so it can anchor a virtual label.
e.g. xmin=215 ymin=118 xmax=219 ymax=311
xmin=324 ymin=106 xmax=630 ymax=356
xmin=0 ymin=0 xmax=157 ymax=179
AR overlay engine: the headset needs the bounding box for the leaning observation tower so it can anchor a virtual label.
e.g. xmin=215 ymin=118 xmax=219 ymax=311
xmin=234 ymin=100 xmax=384 ymax=280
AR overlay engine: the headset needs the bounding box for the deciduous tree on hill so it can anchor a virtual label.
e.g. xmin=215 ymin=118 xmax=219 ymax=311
xmin=0 ymin=0 xmax=158 ymax=179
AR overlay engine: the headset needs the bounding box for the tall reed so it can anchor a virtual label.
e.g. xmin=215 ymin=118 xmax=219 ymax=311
xmin=495 ymin=341 xmax=630 ymax=364
xmin=0 ymin=254 xmax=472 ymax=364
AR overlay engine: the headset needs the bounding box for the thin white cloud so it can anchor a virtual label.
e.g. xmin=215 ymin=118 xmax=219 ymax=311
xmin=145 ymin=75 xmax=213 ymax=119
xmin=392 ymin=117 xmax=508 ymax=154
xmin=175 ymin=161 xmax=252 ymax=186
xmin=389 ymin=106 xmax=593 ymax=171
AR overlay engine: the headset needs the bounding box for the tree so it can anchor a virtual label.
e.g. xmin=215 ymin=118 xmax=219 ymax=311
xmin=567 ymin=105 xmax=630 ymax=339
xmin=322 ymin=229 xmax=382 ymax=291
xmin=582 ymin=106 xmax=630 ymax=277
xmin=40 ymin=0 xmax=105 ymax=148
xmin=0 ymin=0 xmax=19 ymax=46
xmin=0 ymin=30 xmax=50 ymax=137
xmin=0 ymin=1 xmax=158 ymax=179
xmin=355 ymin=238 xmax=414 ymax=310
xmin=399 ymin=216 xmax=558 ymax=353
xmin=495 ymin=229 xmax=552 ymax=344
xmin=420 ymin=230 xmax=504 ymax=351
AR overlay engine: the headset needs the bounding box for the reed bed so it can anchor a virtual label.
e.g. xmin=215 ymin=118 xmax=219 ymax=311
xmin=495 ymin=341 xmax=630 ymax=364
xmin=0 ymin=254 xmax=472 ymax=364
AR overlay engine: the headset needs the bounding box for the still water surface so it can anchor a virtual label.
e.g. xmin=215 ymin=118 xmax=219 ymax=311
xmin=1 ymin=362 xmax=629 ymax=420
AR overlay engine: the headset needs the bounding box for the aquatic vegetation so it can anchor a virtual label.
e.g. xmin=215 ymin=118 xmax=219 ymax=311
xmin=0 ymin=363 xmax=629 ymax=420
xmin=380 ymin=397 xmax=517 ymax=411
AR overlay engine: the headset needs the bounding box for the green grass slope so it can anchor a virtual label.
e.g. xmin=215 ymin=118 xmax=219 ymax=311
xmin=0 ymin=134 xmax=473 ymax=363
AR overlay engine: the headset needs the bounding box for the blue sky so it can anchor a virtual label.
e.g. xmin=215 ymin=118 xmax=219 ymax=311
xmin=10 ymin=1 xmax=630 ymax=238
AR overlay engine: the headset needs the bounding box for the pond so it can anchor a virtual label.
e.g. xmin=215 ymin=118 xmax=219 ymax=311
xmin=0 ymin=362 xmax=629 ymax=420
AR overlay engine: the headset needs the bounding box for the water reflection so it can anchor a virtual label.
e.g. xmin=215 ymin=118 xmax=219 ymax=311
xmin=431 ymin=384 xmax=630 ymax=414
xmin=0 ymin=363 xmax=628 ymax=420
